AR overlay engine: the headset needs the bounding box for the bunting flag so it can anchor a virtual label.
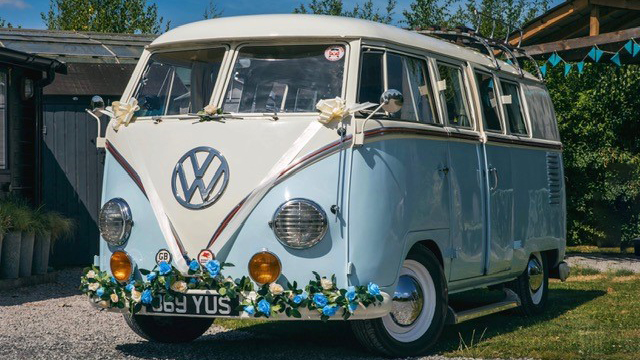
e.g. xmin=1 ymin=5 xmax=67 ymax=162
xmin=611 ymin=52 xmax=621 ymax=66
xmin=548 ymin=52 xmax=562 ymax=66
xmin=564 ymin=63 xmax=572 ymax=76
xmin=587 ymin=47 xmax=604 ymax=62
xmin=539 ymin=38 xmax=639 ymax=78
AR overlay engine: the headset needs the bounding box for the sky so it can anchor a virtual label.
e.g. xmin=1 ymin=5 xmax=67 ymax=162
xmin=0 ymin=0 xmax=563 ymax=30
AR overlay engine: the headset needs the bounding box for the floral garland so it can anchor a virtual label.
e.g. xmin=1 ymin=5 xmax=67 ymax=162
xmin=80 ymin=259 xmax=384 ymax=321
xmin=196 ymin=105 xmax=225 ymax=121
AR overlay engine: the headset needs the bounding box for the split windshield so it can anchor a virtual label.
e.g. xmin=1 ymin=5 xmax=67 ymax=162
xmin=222 ymin=44 xmax=346 ymax=113
xmin=133 ymin=48 xmax=225 ymax=116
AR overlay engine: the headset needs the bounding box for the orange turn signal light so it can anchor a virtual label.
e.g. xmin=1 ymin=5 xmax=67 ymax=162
xmin=248 ymin=251 xmax=281 ymax=285
xmin=110 ymin=251 xmax=133 ymax=282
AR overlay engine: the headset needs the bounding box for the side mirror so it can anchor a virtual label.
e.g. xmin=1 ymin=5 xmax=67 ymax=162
xmin=380 ymin=89 xmax=403 ymax=114
xmin=90 ymin=95 xmax=105 ymax=117
xmin=86 ymin=95 xmax=106 ymax=148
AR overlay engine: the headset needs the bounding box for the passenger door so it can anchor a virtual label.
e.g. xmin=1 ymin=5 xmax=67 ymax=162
xmin=433 ymin=60 xmax=486 ymax=281
xmin=474 ymin=70 xmax=514 ymax=275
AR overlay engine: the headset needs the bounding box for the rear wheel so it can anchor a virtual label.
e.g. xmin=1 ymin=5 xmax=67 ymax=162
xmin=123 ymin=313 xmax=214 ymax=343
xmin=351 ymin=245 xmax=448 ymax=357
xmin=508 ymin=251 xmax=548 ymax=316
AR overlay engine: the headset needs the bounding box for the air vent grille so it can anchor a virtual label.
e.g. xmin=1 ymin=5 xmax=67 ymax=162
xmin=546 ymin=153 xmax=561 ymax=205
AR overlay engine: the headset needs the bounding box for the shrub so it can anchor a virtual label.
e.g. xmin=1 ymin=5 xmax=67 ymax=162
xmin=42 ymin=211 xmax=74 ymax=242
xmin=0 ymin=196 xmax=39 ymax=233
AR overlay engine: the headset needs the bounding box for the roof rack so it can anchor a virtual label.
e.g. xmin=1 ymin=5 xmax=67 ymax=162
xmin=416 ymin=11 xmax=543 ymax=80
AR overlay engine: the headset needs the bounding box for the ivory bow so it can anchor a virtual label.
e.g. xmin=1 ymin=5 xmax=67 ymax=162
xmin=110 ymin=98 xmax=140 ymax=130
xmin=315 ymin=97 xmax=376 ymax=124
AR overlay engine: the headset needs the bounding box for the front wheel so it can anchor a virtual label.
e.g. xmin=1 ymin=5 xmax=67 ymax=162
xmin=123 ymin=313 xmax=214 ymax=343
xmin=351 ymin=245 xmax=448 ymax=357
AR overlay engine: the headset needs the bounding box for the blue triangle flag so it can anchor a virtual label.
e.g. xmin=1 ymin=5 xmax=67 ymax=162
xmin=588 ymin=47 xmax=604 ymax=62
xmin=577 ymin=61 xmax=584 ymax=74
xmin=634 ymin=42 xmax=640 ymax=57
xmin=548 ymin=53 xmax=562 ymax=66
xmin=540 ymin=64 xmax=547 ymax=76
xmin=624 ymin=40 xmax=634 ymax=54
xmin=611 ymin=52 xmax=621 ymax=66
xmin=564 ymin=63 xmax=572 ymax=76
xmin=506 ymin=59 xmax=513 ymax=65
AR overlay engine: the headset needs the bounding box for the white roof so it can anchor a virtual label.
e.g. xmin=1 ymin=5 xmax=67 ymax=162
xmin=151 ymin=14 xmax=538 ymax=81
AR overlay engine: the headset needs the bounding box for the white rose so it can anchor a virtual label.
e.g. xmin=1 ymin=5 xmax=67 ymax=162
xmin=269 ymin=283 xmax=284 ymax=296
xmin=204 ymin=104 xmax=218 ymax=115
xmin=171 ymin=280 xmax=188 ymax=293
xmin=88 ymin=283 xmax=100 ymax=292
xmin=98 ymin=300 xmax=109 ymax=308
xmin=86 ymin=270 xmax=96 ymax=279
xmin=131 ymin=289 xmax=142 ymax=303
xmin=110 ymin=293 xmax=119 ymax=303
xmin=225 ymin=276 xmax=234 ymax=284
xmin=321 ymin=278 xmax=333 ymax=290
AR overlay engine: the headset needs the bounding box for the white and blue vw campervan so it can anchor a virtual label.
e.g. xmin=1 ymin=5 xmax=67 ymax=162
xmin=81 ymin=14 xmax=569 ymax=356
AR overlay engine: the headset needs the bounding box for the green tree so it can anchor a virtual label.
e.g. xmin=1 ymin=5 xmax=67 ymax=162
xmin=41 ymin=0 xmax=169 ymax=34
xmin=204 ymin=0 xmax=223 ymax=19
xmin=0 ymin=17 xmax=17 ymax=28
xmin=294 ymin=0 xmax=397 ymax=24
xmin=545 ymin=64 xmax=640 ymax=247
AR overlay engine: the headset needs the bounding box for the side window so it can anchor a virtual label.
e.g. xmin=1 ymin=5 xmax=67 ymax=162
xmin=500 ymin=80 xmax=527 ymax=135
xmin=522 ymin=83 xmax=560 ymax=141
xmin=474 ymin=71 xmax=502 ymax=132
xmin=357 ymin=51 xmax=384 ymax=105
xmin=437 ymin=63 xmax=471 ymax=128
xmin=358 ymin=49 xmax=437 ymax=123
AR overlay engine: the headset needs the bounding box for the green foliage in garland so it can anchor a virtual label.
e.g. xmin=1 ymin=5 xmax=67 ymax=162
xmin=545 ymin=63 xmax=640 ymax=247
xmin=80 ymin=261 xmax=384 ymax=321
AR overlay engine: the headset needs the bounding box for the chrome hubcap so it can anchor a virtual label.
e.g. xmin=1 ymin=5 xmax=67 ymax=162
xmin=528 ymin=257 xmax=543 ymax=292
xmin=390 ymin=275 xmax=424 ymax=327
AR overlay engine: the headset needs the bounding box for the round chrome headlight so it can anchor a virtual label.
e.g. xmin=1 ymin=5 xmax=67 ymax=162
xmin=271 ymin=199 xmax=327 ymax=249
xmin=99 ymin=198 xmax=133 ymax=246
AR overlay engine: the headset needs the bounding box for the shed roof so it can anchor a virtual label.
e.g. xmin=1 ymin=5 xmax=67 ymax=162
xmin=0 ymin=28 xmax=155 ymax=64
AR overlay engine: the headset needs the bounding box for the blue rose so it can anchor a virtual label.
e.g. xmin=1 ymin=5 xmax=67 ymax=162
xmin=257 ymin=299 xmax=271 ymax=316
xmin=205 ymin=260 xmax=220 ymax=277
xmin=110 ymin=276 xmax=117 ymax=284
xmin=346 ymin=286 xmax=356 ymax=302
xmin=322 ymin=305 xmax=338 ymax=317
xmin=189 ymin=278 xmax=197 ymax=284
xmin=293 ymin=292 xmax=306 ymax=304
xmin=125 ymin=283 xmax=134 ymax=292
xmin=348 ymin=302 xmax=358 ymax=313
xmin=146 ymin=272 xmax=157 ymax=282
xmin=313 ymin=293 xmax=328 ymax=308
xmin=158 ymin=261 xmax=172 ymax=275
xmin=141 ymin=289 xmax=153 ymax=304
xmin=244 ymin=305 xmax=255 ymax=315
xmin=96 ymin=287 xmax=105 ymax=297
xmin=189 ymin=260 xmax=200 ymax=271
xmin=367 ymin=282 xmax=380 ymax=296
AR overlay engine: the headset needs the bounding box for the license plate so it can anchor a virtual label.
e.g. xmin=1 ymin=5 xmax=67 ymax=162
xmin=146 ymin=294 xmax=239 ymax=316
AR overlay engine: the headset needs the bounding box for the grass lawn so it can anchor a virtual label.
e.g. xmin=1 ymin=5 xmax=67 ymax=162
xmin=217 ymin=271 xmax=640 ymax=359
xmin=567 ymin=245 xmax=635 ymax=255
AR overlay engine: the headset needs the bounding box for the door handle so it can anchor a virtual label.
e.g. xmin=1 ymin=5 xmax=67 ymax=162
xmin=489 ymin=167 xmax=499 ymax=191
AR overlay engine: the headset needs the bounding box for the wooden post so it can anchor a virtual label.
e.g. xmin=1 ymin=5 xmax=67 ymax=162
xmin=590 ymin=6 xmax=600 ymax=36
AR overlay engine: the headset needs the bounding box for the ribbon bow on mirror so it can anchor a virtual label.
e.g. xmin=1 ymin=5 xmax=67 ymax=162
xmin=109 ymin=98 xmax=140 ymax=130
xmin=315 ymin=97 xmax=376 ymax=124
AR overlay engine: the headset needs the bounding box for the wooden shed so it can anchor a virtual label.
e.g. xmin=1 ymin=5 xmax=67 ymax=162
xmin=0 ymin=29 xmax=155 ymax=266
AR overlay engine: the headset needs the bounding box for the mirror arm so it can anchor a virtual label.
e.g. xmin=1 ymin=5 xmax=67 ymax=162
xmin=85 ymin=109 xmax=106 ymax=148
xmin=353 ymin=102 xmax=386 ymax=148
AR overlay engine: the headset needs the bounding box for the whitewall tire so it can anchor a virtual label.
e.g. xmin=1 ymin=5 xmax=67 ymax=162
xmin=351 ymin=245 xmax=447 ymax=357
xmin=509 ymin=251 xmax=549 ymax=316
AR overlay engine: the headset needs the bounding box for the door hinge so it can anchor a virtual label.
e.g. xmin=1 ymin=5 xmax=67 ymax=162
xmin=42 ymin=125 xmax=47 ymax=135
xmin=347 ymin=262 xmax=355 ymax=275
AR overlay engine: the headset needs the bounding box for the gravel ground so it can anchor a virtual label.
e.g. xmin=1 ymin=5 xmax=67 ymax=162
xmin=565 ymin=254 xmax=640 ymax=273
xmin=0 ymin=268 xmax=518 ymax=360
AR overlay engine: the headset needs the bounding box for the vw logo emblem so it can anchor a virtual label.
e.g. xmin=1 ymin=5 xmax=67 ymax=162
xmin=171 ymin=146 xmax=229 ymax=210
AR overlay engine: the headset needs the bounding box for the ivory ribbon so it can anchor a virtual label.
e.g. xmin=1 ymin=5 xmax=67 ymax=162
xmin=208 ymin=98 xmax=376 ymax=254
xmin=110 ymin=98 xmax=140 ymax=130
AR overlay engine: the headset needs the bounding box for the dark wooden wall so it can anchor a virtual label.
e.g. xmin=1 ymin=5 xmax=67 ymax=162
xmin=0 ymin=65 xmax=41 ymax=204
xmin=42 ymin=95 xmax=111 ymax=266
